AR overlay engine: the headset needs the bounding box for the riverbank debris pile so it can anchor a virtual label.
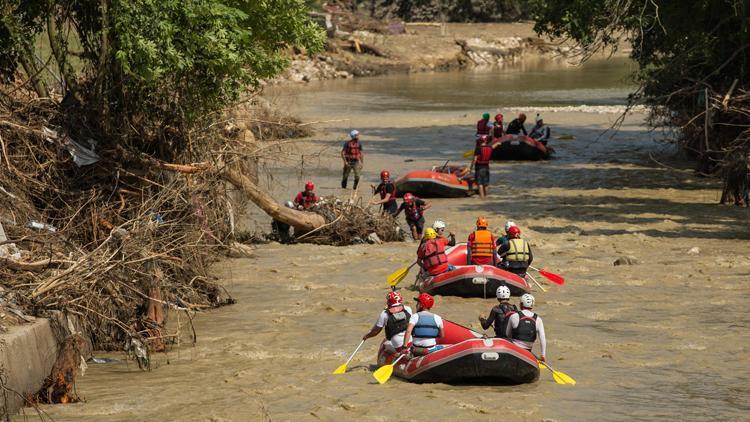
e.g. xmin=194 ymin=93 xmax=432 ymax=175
xmin=299 ymin=197 xmax=404 ymax=245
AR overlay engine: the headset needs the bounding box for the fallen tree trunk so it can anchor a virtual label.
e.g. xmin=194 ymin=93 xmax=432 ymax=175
xmin=222 ymin=169 xmax=325 ymax=232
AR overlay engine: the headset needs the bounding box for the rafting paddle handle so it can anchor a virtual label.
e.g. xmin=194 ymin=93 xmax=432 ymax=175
xmin=373 ymin=354 xmax=405 ymax=384
xmin=529 ymin=266 xmax=565 ymax=285
xmin=333 ymin=340 xmax=365 ymax=374
xmin=525 ymin=273 xmax=547 ymax=293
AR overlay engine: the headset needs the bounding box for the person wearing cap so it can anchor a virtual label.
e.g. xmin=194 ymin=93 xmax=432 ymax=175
xmin=362 ymin=291 xmax=413 ymax=353
xmin=341 ymin=130 xmax=364 ymax=189
xmin=479 ymin=285 xmax=518 ymax=338
xmin=496 ymin=220 xmax=517 ymax=251
xmin=293 ymin=180 xmax=319 ymax=210
xmin=490 ymin=113 xmax=504 ymax=140
xmin=432 ymin=220 xmax=456 ymax=247
xmin=402 ymin=293 xmax=445 ymax=356
xmin=466 ymin=216 xmax=497 ymax=266
xmin=529 ymin=114 xmax=551 ymax=145
xmin=497 ymin=225 xmax=532 ymax=276
xmin=507 ymin=293 xmax=547 ymax=362
xmin=370 ymin=170 xmax=398 ymax=216
xmin=505 ymin=113 xmax=528 ymax=136
xmin=475 ymin=112 xmax=491 ymax=139
xmin=417 ymin=228 xmax=450 ymax=276
xmin=394 ymin=193 xmax=431 ymax=240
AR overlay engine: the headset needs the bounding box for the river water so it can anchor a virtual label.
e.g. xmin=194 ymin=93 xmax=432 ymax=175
xmin=28 ymin=58 xmax=750 ymax=421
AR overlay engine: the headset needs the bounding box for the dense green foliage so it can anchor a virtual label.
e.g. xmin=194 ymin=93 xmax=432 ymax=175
xmin=532 ymin=0 xmax=748 ymax=107
xmin=1 ymin=0 xmax=324 ymax=129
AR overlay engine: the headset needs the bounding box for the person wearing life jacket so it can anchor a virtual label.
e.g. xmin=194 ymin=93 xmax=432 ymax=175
xmin=417 ymin=228 xmax=450 ymax=276
xmin=475 ymin=112 xmax=491 ymax=139
xmin=341 ymin=130 xmax=364 ymax=190
xmin=498 ymin=225 xmax=533 ymax=276
xmin=362 ymin=291 xmax=413 ymax=354
xmin=466 ymin=217 xmax=497 ymax=266
xmin=529 ymin=114 xmax=551 ymax=145
xmin=369 ymin=170 xmax=398 ymax=216
xmin=432 ymin=220 xmax=456 ymax=248
xmin=293 ymin=181 xmax=319 ymax=210
xmin=471 ymin=135 xmax=500 ymax=199
xmin=490 ymin=113 xmax=504 ymax=140
xmin=506 ymin=113 xmax=528 ymax=136
xmin=495 ymin=220 xmax=517 ymax=251
xmin=394 ymin=193 xmax=431 ymax=240
xmin=402 ymin=293 xmax=445 ymax=356
xmin=507 ymin=293 xmax=546 ymax=362
xmin=479 ymin=285 xmax=518 ymax=338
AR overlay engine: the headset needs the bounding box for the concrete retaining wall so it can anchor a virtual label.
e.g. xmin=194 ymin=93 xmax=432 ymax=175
xmin=0 ymin=319 xmax=58 ymax=417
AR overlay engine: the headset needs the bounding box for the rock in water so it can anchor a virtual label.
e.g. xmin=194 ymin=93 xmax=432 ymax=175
xmin=613 ymin=256 xmax=640 ymax=266
xmin=687 ymin=247 xmax=700 ymax=255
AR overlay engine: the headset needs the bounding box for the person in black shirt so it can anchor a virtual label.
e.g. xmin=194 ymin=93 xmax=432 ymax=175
xmin=506 ymin=113 xmax=528 ymax=136
xmin=394 ymin=193 xmax=431 ymax=240
xmin=370 ymin=170 xmax=398 ymax=215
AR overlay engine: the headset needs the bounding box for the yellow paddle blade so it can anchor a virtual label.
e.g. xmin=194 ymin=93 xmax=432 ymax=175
xmin=462 ymin=150 xmax=474 ymax=158
xmin=539 ymin=363 xmax=576 ymax=385
xmin=372 ymin=363 xmax=395 ymax=384
xmin=557 ymin=134 xmax=576 ymax=140
xmin=332 ymin=363 xmax=348 ymax=375
xmin=387 ymin=266 xmax=410 ymax=287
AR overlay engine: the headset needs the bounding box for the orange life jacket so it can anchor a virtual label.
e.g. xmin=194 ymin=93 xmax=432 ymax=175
xmin=470 ymin=230 xmax=494 ymax=257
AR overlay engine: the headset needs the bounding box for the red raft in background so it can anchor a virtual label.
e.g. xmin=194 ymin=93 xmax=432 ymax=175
xmin=394 ymin=165 xmax=476 ymax=198
xmin=491 ymin=134 xmax=552 ymax=161
xmin=377 ymin=320 xmax=540 ymax=384
xmin=417 ymin=244 xmax=529 ymax=298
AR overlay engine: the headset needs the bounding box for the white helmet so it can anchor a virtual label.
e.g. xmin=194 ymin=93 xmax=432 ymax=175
xmin=496 ymin=285 xmax=511 ymax=300
xmin=521 ymin=293 xmax=535 ymax=308
xmin=535 ymin=114 xmax=543 ymax=123
xmin=349 ymin=129 xmax=360 ymax=139
xmin=504 ymin=221 xmax=517 ymax=233
xmin=285 ymin=201 xmax=295 ymax=208
xmin=432 ymin=220 xmax=446 ymax=230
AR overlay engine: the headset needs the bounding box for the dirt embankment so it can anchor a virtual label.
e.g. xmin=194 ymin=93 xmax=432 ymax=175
xmin=275 ymin=22 xmax=630 ymax=83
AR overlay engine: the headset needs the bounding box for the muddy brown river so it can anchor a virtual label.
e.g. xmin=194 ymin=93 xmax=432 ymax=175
xmin=28 ymin=59 xmax=750 ymax=421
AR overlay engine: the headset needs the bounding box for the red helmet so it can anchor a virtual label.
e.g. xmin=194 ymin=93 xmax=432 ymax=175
xmin=403 ymin=193 xmax=414 ymax=203
xmin=495 ymin=113 xmax=503 ymax=122
xmin=386 ymin=291 xmax=403 ymax=307
xmin=304 ymin=181 xmax=314 ymax=191
xmin=415 ymin=293 xmax=434 ymax=309
xmin=380 ymin=170 xmax=390 ymax=181
xmin=479 ymin=135 xmax=489 ymax=143
xmin=508 ymin=226 xmax=521 ymax=238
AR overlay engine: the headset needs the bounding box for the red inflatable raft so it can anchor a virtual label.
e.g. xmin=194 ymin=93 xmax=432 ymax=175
xmin=377 ymin=320 xmax=540 ymax=384
xmin=491 ymin=134 xmax=551 ymax=161
xmin=394 ymin=165 xmax=476 ymax=198
xmin=417 ymin=244 xmax=530 ymax=298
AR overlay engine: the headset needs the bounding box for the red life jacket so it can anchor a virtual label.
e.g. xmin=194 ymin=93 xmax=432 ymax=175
xmin=419 ymin=239 xmax=448 ymax=275
xmin=295 ymin=191 xmax=317 ymax=209
xmin=476 ymin=119 xmax=490 ymax=136
xmin=491 ymin=124 xmax=504 ymax=139
xmin=404 ymin=201 xmax=423 ymax=221
xmin=343 ymin=140 xmax=362 ymax=161
xmin=377 ymin=182 xmax=396 ymax=203
xmin=476 ymin=145 xmax=492 ymax=165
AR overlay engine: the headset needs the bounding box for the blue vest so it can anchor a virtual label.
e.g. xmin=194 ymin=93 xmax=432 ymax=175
xmin=413 ymin=312 xmax=440 ymax=339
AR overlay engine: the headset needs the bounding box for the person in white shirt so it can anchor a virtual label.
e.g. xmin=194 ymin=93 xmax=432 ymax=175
xmin=402 ymin=293 xmax=445 ymax=356
xmin=506 ymin=293 xmax=547 ymax=362
xmin=362 ymin=291 xmax=413 ymax=353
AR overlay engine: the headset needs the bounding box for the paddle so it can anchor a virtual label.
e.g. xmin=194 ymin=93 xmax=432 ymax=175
xmin=539 ymin=361 xmax=576 ymax=385
xmin=332 ymin=340 xmax=365 ymax=375
xmin=525 ymin=272 xmax=547 ymax=293
xmin=387 ymin=261 xmax=418 ymax=287
xmin=529 ymin=266 xmax=565 ymax=285
xmin=557 ymin=134 xmax=576 ymax=140
xmin=462 ymin=149 xmax=474 ymax=159
xmin=372 ymin=354 xmax=405 ymax=384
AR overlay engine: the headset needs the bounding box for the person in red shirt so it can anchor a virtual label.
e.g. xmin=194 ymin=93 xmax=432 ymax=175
xmin=471 ymin=135 xmax=501 ymax=198
xmin=417 ymin=228 xmax=449 ymax=276
xmin=293 ymin=181 xmax=318 ymax=210
xmin=466 ymin=217 xmax=497 ymax=265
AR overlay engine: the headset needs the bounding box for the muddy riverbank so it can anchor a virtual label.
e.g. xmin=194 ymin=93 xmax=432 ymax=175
xmin=32 ymin=71 xmax=750 ymax=421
